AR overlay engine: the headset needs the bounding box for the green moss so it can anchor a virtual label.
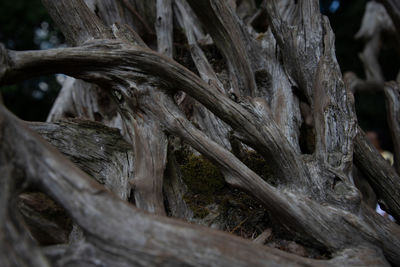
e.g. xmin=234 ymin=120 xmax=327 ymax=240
xmin=180 ymin=154 xmax=225 ymax=196
xmin=183 ymin=195 xmax=210 ymax=218
xmin=178 ymin=154 xmax=225 ymax=218
xmin=176 ymin=151 xmax=272 ymax=226
xmin=241 ymin=151 xmax=274 ymax=183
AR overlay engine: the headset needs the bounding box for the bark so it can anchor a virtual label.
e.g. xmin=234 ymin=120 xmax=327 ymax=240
xmin=1 ymin=0 xmax=400 ymax=265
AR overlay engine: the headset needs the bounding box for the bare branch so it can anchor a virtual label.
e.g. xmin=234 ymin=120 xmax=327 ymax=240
xmin=0 ymin=42 xmax=307 ymax=186
xmin=0 ymin=152 xmax=51 ymax=267
xmin=354 ymin=128 xmax=400 ymax=222
xmin=0 ymin=104 xmax=333 ymax=267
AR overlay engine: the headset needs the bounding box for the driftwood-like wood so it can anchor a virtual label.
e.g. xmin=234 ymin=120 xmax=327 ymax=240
xmin=1 ymin=0 xmax=400 ymax=265
xmin=1 ymin=18 xmax=400 ymax=266
xmin=27 ymin=119 xmax=134 ymax=200
xmin=0 ymin=105 xmax=343 ymax=267
xmin=384 ymin=81 xmax=400 ymax=174
xmin=1 ymin=103 xmax=395 ymax=266
xmin=345 ymin=0 xmax=400 ymax=223
xmin=354 ymin=128 xmax=400 ymax=222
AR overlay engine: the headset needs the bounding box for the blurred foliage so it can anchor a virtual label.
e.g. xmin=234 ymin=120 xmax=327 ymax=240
xmin=0 ymin=0 xmax=62 ymax=121
xmin=0 ymin=0 xmax=49 ymax=50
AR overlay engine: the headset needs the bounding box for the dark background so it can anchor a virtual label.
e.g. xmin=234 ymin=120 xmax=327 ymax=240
xmin=0 ymin=0 xmax=398 ymax=150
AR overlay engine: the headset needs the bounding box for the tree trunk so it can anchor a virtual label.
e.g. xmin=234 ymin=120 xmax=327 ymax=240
xmin=1 ymin=0 xmax=400 ymax=266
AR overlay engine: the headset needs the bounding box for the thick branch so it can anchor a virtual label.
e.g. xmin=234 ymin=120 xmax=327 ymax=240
xmin=263 ymin=1 xmax=356 ymax=176
xmin=130 ymin=117 xmax=167 ymax=215
xmin=313 ymin=19 xmax=357 ymax=176
xmin=0 ymin=149 xmax=51 ymax=267
xmin=2 ymin=40 xmax=400 ymax=263
xmin=42 ymin=0 xmax=168 ymax=215
xmin=0 ymin=104 xmax=331 ymax=267
xmin=0 ymin=41 xmax=308 ymax=187
xmin=354 ymin=128 xmax=400 ymax=222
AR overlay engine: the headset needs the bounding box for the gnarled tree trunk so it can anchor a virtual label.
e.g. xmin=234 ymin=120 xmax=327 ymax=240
xmin=1 ymin=0 xmax=400 ymax=266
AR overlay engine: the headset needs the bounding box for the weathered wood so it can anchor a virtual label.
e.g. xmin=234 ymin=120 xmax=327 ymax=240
xmin=130 ymin=116 xmax=167 ymax=215
xmin=312 ymin=21 xmax=357 ymax=177
xmin=384 ymin=81 xmax=400 ymax=174
xmin=156 ymin=0 xmax=173 ymax=57
xmin=174 ymin=0 xmax=231 ymax=149
xmin=27 ymin=119 xmax=134 ymax=200
xmin=354 ymin=128 xmax=400 ymax=222
xmin=263 ymin=0 xmax=357 ymax=181
xmin=187 ymin=0 xmax=258 ymax=97
xmin=163 ymin=149 xmax=193 ymax=220
xmin=0 ymin=104 xmax=331 ymax=267
xmin=0 ymin=148 xmax=51 ymax=267
xmin=17 ymin=192 xmax=71 ymax=245
xmin=1 ymin=0 xmax=400 ymax=265
xmin=0 ymin=41 xmax=309 ymax=187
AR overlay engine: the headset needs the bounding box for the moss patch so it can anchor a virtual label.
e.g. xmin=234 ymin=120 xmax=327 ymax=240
xmin=241 ymin=150 xmax=275 ymax=184
xmin=180 ymin=154 xmax=225 ymax=195
xmin=179 ymin=154 xmax=226 ymax=218
xmin=177 ymin=152 xmax=270 ymax=235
